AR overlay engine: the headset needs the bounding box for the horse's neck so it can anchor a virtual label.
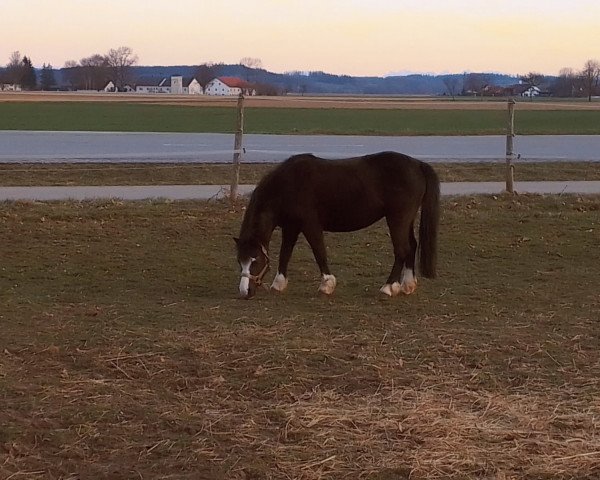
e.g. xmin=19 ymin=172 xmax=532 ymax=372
xmin=242 ymin=202 xmax=275 ymax=247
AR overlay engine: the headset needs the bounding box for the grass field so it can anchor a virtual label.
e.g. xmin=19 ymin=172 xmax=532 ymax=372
xmin=1 ymin=195 xmax=599 ymax=479
xmin=1 ymin=161 xmax=600 ymax=186
xmin=2 ymin=101 xmax=600 ymax=135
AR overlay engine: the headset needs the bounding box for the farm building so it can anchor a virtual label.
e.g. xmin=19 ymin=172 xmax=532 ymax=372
xmin=135 ymin=75 xmax=202 ymax=94
xmin=504 ymin=84 xmax=541 ymax=97
xmin=1 ymin=83 xmax=22 ymax=92
xmin=204 ymin=77 xmax=256 ymax=96
xmin=482 ymin=83 xmax=542 ymax=98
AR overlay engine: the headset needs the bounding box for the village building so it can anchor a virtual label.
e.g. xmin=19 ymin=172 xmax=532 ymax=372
xmin=204 ymin=77 xmax=256 ymax=96
xmin=0 ymin=83 xmax=22 ymax=92
xmin=135 ymin=75 xmax=202 ymax=94
xmin=482 ymin=83 xmax=542 ymax=98
xmin=503 ymin=84 xmax=541 ymax=97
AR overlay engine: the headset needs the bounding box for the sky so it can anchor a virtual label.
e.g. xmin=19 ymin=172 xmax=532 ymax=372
xmin=1 ymin=0 xmax=599 ymax=77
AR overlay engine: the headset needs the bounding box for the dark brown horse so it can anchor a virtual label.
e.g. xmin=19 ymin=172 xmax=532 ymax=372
xmin=235 ymin=151 xmax=439 ymax=299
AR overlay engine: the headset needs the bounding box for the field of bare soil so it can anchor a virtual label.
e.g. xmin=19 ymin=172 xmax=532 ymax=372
xmin=2 ymin=91 xmax=599 ymax=110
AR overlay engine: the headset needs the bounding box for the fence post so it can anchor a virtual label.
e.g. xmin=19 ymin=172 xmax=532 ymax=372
xmin=230 ymin=93 xmax=245 ymax=202
xmin=505 ymin=98 xmax=516 ymax=193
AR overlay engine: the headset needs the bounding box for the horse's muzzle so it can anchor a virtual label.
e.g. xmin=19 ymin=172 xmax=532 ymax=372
xmin=239 ymin=275 xmax=257 ymax=299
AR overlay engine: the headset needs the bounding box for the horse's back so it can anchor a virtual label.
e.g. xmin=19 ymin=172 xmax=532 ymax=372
xmin=257 ymin=152 xmax=430 ymax=232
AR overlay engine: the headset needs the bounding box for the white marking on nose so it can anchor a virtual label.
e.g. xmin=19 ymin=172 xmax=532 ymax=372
xmin=239 ymin=259 xmax=253 ymax=297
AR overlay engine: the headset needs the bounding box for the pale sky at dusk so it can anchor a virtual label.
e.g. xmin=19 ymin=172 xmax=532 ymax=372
xmin=2 ymin=0 xmax=599 ymax=76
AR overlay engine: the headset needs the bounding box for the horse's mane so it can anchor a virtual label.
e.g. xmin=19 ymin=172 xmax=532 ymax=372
xmin=239 ymin=154 xmax=316 ymax=243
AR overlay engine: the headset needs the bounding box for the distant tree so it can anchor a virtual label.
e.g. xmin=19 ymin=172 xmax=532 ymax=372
xmin=519 ymin=72 xmax=545 ymax=86
xmin=580 ymin=59 xmax=600 ymax=102
xmin=61 ymin=55 xmax=108 ymax=90
xmin=40 ymin=63 xmax=57 ymax=90
xmin=20 ymin=56 xmax=37 ymax=90
xmin=105 ymin=46 xmax=138 ymax=90
xmin=442 ymin=75 xmax=462 ymax=100
xmin=552 ymin=67 xmax=578 ymax=97
xmin=5 ymin=51 xmax=24 ymax=84
xmin=240 ymin=57 xmax=263 ymax=69
xmin=253 ymin=82 xmax=280 ymax=96
xmin=239 ymin=57 xmax=263 ymax=82
xmin=80 ymin=54 xmax=109 ymax=90
xmin=195 ymin=62 xmax=221 ymax=90
xmin=462 ymin=73 xmax=490 ymax=96
xmin=62 ymin=60 xmax=80 ymax=90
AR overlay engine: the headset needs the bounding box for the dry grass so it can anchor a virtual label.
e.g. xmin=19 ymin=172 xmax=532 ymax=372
xmin=1 ymin=195 xmax=599 ymax=479
xmin=0 ymin=161 xmax=599 ymax=186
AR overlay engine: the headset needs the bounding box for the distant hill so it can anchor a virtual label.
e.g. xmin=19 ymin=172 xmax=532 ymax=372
xmin=44 ymin=64 xmax=523 ymax=95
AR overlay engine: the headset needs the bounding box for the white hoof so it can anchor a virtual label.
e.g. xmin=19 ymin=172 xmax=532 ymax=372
xmin=380 ymin=282 xmax=401 ymax=297
xmin=319 ymin=274 xmax=337 ymax=295
xmin=400 ymin=268 xmax=417 ymax=295
xmin=270 ymin=273 xmax=288 ymax=292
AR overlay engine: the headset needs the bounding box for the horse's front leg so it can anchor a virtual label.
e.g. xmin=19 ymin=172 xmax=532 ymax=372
xmin=270 ymin=227 xmax=300 ymax=292
xmin=303 ymin=226 xmax=336 ymax=295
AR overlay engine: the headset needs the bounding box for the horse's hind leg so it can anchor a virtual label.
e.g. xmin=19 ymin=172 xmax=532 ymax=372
xmin=271 ymin=226 xmax=300 ymax=292
xmin=399 ymin=224 xmax=418 ymax=295
xmin=303 ymin=225 xmax=336 ymax=295
xmin=381 ymin=217 xmax=416 ymax=296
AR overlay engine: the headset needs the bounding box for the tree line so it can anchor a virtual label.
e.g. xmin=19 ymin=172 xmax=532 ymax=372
xmin=2 ymin=48 xmax=598 ymax=99
xmin=443 ymin=59 xmax=600 ymax=102
xmin=62 ymin=47 xmax=138 ymax=91
xmin=0 ymin=47 xmax=138 ymax=92
xmin=0 ymin=51 xmax=40 ymax=90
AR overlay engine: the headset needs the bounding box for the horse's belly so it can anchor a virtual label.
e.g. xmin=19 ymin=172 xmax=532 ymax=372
xmin=314 ymin=183 xmax=385 ymax=232
xmin=323 ymin=207 xmax=383 ymax=232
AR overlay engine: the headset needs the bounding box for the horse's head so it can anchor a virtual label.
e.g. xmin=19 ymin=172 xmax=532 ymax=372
xmin=234 ymin=237 xmax=270 ymax=299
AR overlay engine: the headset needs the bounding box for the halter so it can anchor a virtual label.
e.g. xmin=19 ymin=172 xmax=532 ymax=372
xmin=240 ymin=244 xmax=270 ymax=286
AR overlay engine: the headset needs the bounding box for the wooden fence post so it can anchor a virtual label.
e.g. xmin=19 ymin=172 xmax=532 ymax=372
xmin=505 ymin=98 xmax=516 ymax=193
xmin=230 ymin=93 xmax=245 ymax=202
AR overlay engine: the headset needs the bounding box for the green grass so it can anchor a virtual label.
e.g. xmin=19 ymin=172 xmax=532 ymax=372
xmin=2 ymin=102 xmax=600 ymax=134
xmin=0 ymin=102 xmax=236 ymax=132
xmin=1 ymin=196 xmax=599 ymax=479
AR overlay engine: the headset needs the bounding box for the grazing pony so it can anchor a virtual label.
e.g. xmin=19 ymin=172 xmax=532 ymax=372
xmin=235 ymin=151 xmax=439 ymax=299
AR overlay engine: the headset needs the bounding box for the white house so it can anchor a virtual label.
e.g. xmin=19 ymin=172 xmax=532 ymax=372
xmin=102 ymin=81 xmax=116 ymax=92
xmin=136 ymin=75 xmax=202 ymax=94
xmin=0 ymin=83 xmax=22 ymax=92
xmin=101 ymin=81 xmax=135 ymax=93
xmin=136 ymin=77 xmax=170 ymax=94
xmin=183 ymin=77 xmax=202 ymax=95
xmin=204 ymin=77 xmax=256 ymax=96
xmin=504 ymin=84 xmax=541 ymax=98
xmin=520 ymin=85 xmax=541 ymax=97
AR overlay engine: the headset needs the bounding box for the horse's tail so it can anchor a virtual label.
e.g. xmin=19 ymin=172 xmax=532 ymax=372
xmin=418 ymin=161 xmax=440 ymax=278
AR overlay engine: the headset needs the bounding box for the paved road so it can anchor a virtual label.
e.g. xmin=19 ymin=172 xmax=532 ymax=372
xmin=2 ymin=181 xmax=599 ymax=201
xmin=2 ymin=131 xmax=600 ymax=163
